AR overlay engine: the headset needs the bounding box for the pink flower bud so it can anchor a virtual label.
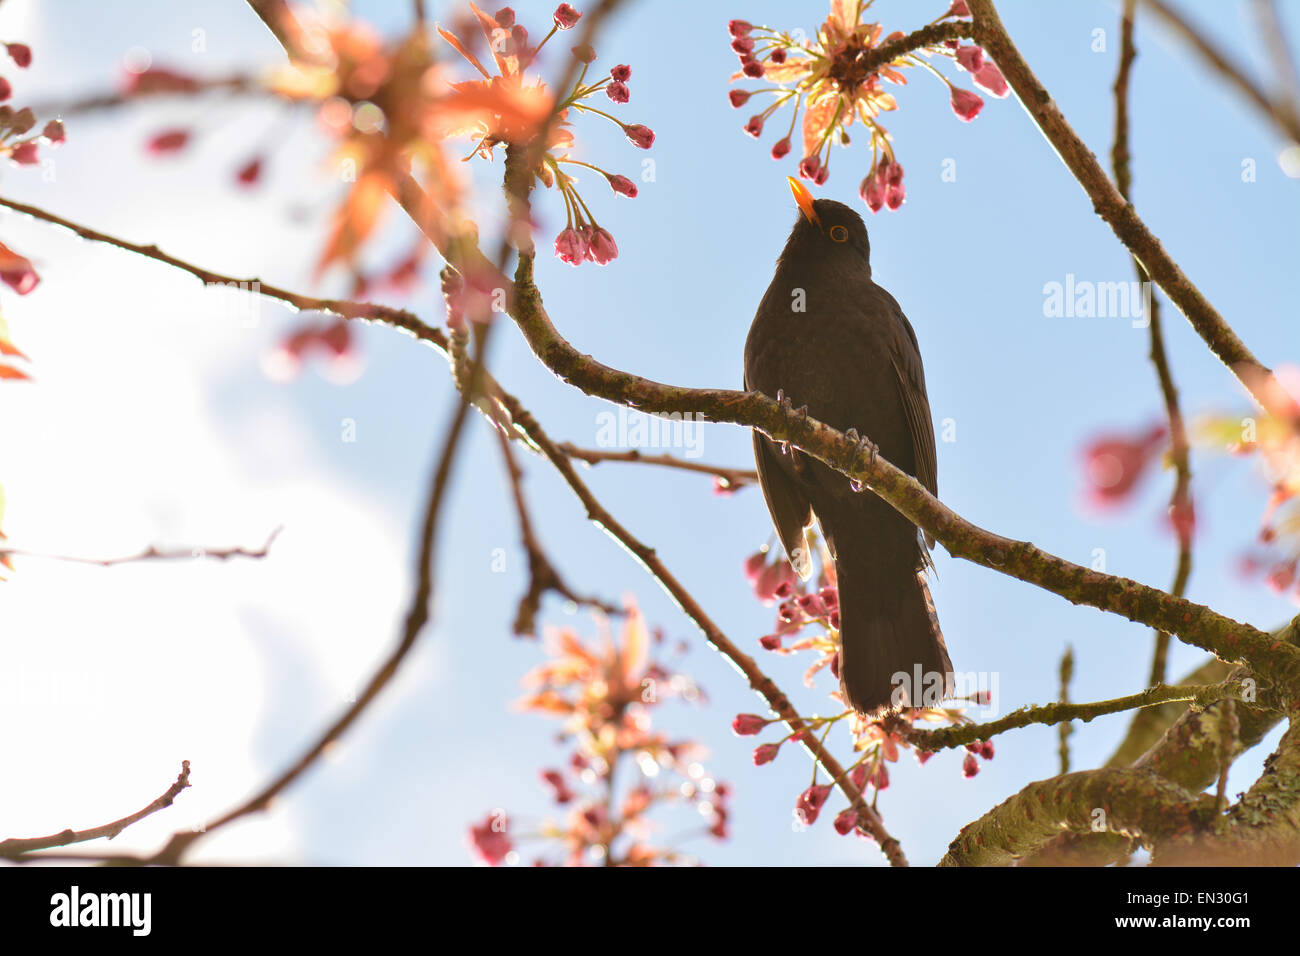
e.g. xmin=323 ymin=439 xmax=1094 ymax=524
xmin=955 ymin=45 xmax=984 ymax=73
xmin=610 ymin=64 xmax=631 ymax=82
xmin=732 ymin=714 xmax=768 ymax=736
xmin=833 ymin=808 xmax=859 ymax=835
xmin=10 ymin=141 xmax=37 ymax=165
xmin=554 ymin=226 xmax=588 ymax=265
xmin=731 ymin=36 xmax=755 ymax=56
xmin=467 ymin=813 xmax=513 ymax=865
xmin=1266 ymin=560 xmax=1297 ymax=594
xmin=729 ymin=89 xmax=751 ymax=108
xmin=553 ymin=3 xmax=581 ymax=29
xmin=753 ymin=742 xmax=780 ymax=765
xmin=607 ymin=173 xmax=637 ymax=197
xmin=42 ymin=119 xmax=64 ymax=144
xmin=850 ymin=763 xmax=869 ymax=790
xmin=813 ymin=164 xmax=828 ymax=185
xmin=962 ymin=753 xmax=980 ymax=778
xmin=540 ymin=768 xmax=573 ymax=803
xmin=586 ymin=226 xmax=618 ymax=265
xmin=758 ymin=634 xmax=781 ymax=651
xmin=0 ymin=77 xmax=11 ymax=102
xmin=0 ymin=245 xmax=38 ymax=295
xmin=770 ymin=136 xmax=791 ymax=159
xmin=795 ymin=785 xmax=831 ymax=825
xmin=770 ymin=48 xmax=787 ymax=64
xmin=742 ymin=59 xmax=765 ymax=78
xmin=623 ymin=123 xmax=654 ymax=148
xmin=973 ymin=61 xmax=1009 ymax=98
xmin=777 ymin=600 xmax=803 ymax=624
xmin=949 ymin=86 xmax=984 ymax=121
xmin=743 ymin=114 xmax=764 ymax=138
xmin=495 ymin=8 xmax=515 ymax=29
xmin=946 ymin=0 xmax=971 ymax=16
xmin=916 ymin=749 xmax=934 ymax=765
xmin=744 ymin=549 xmax=768 ymax=581
xmin=5 ymin=43 xmax=31 ymax=68
xmin=980 ymin=740 xmax=995 ymax=760
xmin=147 ymin=127 xmax=190 ymax=155
xmin=571 ymin=43 xmax=597 ymax=63
xmin=236 ymin=156 xmax=263 ymax=186
xmin=797 ymin=154 xmax=821 ymax=180
xmin=606 ymin=80 xmax=630 ymax=103
xmin=873 ymin=763 xmax=890 ymax=790
xmin=728 ymin=19 xmax=753 ymax=37
xmin=819 ymin=586 xmax=838 ymax=609
xmin=796 ymin=593 xmax=827 ymax=617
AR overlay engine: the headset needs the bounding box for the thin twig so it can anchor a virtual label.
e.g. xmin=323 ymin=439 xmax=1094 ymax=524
xmin=905 ymin=679 xmax=1247 ymax=752
xmin=1112 ymin=0 xmax=1194 ymax=693
xmin=0 ymin=527 xmax=282 ymax=568
xmin=559 ymin=443 xmax=758 ymax=491
xmin=1057 ymin=645 xmax=1074 ymax=775
xmin=1141 ymin=0 xmax=1300 ymax=143
xmin=490 ymin=372 xmax=621 ymax=634
xmin=0 ymin=761 xmax=191 ymax=859
xmin=1251 ymin=0 xmax=1300 ymax=123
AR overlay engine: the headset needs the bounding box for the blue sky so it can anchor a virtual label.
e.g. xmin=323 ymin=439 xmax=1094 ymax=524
xmin=0 ymin=0 xmax=1297 ymax=866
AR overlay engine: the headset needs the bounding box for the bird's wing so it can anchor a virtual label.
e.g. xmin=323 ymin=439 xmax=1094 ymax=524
xmin=752 ymin=432 xmax=815 ymax=580
xmin=882 ymin=295 xmax=938 ymax=558
xmin=883 ymin=300 xmax=937 ymax=499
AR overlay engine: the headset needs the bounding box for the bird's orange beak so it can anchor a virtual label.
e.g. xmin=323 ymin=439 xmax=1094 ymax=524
xmin=788 ymin=176 xmax=820 ymax=227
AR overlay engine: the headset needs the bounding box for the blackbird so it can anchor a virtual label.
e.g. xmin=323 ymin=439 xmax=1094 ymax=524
xmin=743 ymin=177 xmax=953 ymax=716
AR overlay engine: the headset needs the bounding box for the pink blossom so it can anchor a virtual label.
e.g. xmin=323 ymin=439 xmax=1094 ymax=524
xmin=467 ymin=813 xmax=512 ymax=865
xmin=553 ymin=3 xmax=581 ymax=29
xmin=949 ymin=87 xmax=984 ymax=121
xmin=607 ymin=174 xmax=637 ymax=197
xmin=974 ymin=62 xmax=1009 ymax=98
xmin=586 ymin=226 xmax=618 ymax=265
xmin=624 ymin=123 xmax=655 ymax=148
xmin=732 ymin=714 xmax=767 ymax=736
xmin=554 ymin=226 xmax=588 ymax=265
xmin=955 ymin=45 xmax=984 ymax=73
xmin=795 ymin=785 xmax=831 ymax=825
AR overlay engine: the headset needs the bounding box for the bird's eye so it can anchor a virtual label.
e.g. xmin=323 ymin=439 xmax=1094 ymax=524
xmin=829 ymin=225 xmax=849 ymax=242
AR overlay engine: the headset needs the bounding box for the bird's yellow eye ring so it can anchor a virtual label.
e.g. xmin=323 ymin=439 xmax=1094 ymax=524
xmin=829 ymin=225 xmax=849 ymax=242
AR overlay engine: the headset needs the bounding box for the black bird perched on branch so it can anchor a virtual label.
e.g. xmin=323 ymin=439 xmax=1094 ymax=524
xmin=744 ymin=177 xmax=953 ymax=716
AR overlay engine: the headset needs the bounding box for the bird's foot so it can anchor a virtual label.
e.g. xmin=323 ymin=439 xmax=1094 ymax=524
xmin=774 ymin=389 xmax=809 ymax=455
xmin=844 ymin=428 xmax=878 ymax=493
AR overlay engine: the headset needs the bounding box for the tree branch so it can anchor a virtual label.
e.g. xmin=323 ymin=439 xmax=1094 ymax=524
xmin=0 ymin=761 xmax=191 ymax=859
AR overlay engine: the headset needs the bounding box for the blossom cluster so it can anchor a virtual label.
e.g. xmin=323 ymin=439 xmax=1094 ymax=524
xmin=736 ymin=544 xmax=991 ymax=837
xmin=468 ymin=603 xmax=730 ymax=865
xmin=726 ymin=0 xmax=1006 ymax=213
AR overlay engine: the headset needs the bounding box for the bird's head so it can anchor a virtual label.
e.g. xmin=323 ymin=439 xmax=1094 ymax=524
xmin=780 ymin=176 xmax=871 ymax=273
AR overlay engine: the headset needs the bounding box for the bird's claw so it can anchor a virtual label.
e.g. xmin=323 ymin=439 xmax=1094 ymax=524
xmin=774 ymin=389 xmax=809 ymax=426
xmin=844 ymin=428 xmax=878 ymax=492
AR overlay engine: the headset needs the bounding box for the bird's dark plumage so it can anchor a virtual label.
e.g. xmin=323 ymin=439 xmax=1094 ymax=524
xmin=744 ymin=192 xmax=953 ymax=715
